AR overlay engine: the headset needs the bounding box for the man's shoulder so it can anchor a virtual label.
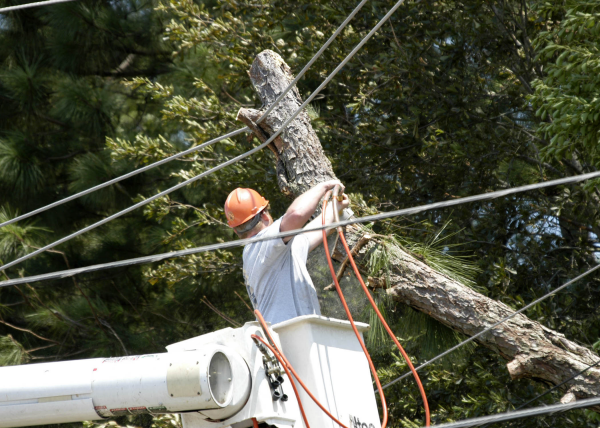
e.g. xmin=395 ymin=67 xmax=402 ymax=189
xmin=263 ymin=217 xmax=283 ymax=233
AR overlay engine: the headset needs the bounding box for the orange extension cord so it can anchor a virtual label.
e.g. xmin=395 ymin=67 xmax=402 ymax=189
xmin=321 ymin=192 xmax=389 ymax=428
xmin=250 ymin=189 xmax=430 ymax=428
xmin=328 ymin=189 xmax=431 ymax=426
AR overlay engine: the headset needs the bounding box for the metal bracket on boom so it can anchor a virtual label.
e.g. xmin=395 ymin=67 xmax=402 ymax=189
xmin=251 ymin=334 xmax=288 ymax=402
xmin=263 ymin=357 xmax=288 ymax=402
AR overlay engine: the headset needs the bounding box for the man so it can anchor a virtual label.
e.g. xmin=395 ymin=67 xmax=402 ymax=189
xmin=224 ymin=180 xmax=350 ymax=324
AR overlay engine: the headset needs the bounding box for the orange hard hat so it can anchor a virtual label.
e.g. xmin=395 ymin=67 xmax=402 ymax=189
xmin=224 ymin=188 xmax=269 ymax=228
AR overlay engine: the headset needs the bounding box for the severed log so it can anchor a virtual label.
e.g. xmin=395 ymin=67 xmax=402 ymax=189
xmin=237 ymin=50 xmax=600 ymax=404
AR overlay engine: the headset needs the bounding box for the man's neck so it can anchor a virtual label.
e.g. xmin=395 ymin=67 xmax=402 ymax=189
xmin=246 ymin=222 xmax=267 ymax=239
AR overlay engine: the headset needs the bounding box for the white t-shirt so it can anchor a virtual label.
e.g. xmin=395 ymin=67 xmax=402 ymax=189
xmin=242 ymin=217 xmax=321 ymax=324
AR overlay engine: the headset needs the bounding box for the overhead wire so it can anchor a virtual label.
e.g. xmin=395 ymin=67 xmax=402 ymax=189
xmin=0 ymin=0 xmax=369 ymax=229
xmin=1 ymin=171 xmax=599 ymax=286
xmin=475 ymin=358 xmax=600 ymax=428
xmin=381 ymin=262 xmax=600 ymax=390
xmin=427 ymin=395 xmax=600 ymax=428
xmin=0 ymin=128 xmax=249 ymax=229
xmin=0 ymin=0 xmax=400 ymax=273
xmin=0 ymin=0 xmax=75 ymax=13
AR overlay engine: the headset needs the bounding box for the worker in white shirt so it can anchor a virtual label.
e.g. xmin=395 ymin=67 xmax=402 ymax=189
xmin=224 ymin=180 xmax=350 ymax=324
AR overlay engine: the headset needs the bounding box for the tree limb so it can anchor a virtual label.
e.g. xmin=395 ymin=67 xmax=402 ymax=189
xmin=238 ymin=50 xmax=600 ymax=405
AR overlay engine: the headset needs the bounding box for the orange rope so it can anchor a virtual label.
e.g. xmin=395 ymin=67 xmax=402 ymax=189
xmin=322 ymin=194 xmax=389 ymax=428
xmin=251 ymin=334 xmax=311 ymax=428
xmin=330 ymin=190 xmax=431 ymax=426
xmin=254 ymin=310 xmax=349 ymax=428
xmin=250 ymin=189 xmax=429 ymax=428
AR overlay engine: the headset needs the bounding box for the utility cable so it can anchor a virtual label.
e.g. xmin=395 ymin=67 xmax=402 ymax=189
xmin=0 ymin=0 xmax=369 ymax=229
xmin=381 ymin=262 xmax=600 ymax=390
xmin=514 ymin=359 xmax=600 ymax=412
xmin=0 ymin=0 xmax=404 ymax=273
xmin=330 ymin=187 xmax=430 ymax=426
xmin=0 ymin=171 xmax=598 ymax=286
xmin=475 ymin=358 xmax=600 ymax=428
xmin=321 ymin=195 xmax=389 ymax=428
xmin=429 ymin=395 xmax=600 ymax=428
xmin=0 ymin=128 xmax=248 ymax=229
xmin=0 ymin=0 xmax=75 ymax=13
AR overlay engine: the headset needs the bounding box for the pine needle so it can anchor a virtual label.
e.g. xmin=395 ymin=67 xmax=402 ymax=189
xmin=0 ymin=335 xmax=30 ymax=366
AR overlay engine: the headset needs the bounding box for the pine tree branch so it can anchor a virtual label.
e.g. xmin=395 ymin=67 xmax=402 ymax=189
xmin=234 ymin=291 xmax=254 ymax=314
xmin=26 ymin=343 xmax=57 ymax=353
xmin=201 ymin=296 xmax=241 ymax=327
xmin=98 ymin=67 xmax=173 ymax=78
xmin=3 ymin=278 xmax=34 ymax=311
xmin=99 ymin=319 xmax=129 ymax=356
xmin=0 ymin=317 xmax=59 ymax=345
xmin=44 ymin=150 xmax=85 ymax=162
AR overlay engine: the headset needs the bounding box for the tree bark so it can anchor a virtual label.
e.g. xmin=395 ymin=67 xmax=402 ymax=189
xmin=237 ymin=50 xmax=600 ymax=404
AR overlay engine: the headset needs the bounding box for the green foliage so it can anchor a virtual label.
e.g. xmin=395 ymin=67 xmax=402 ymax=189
xmin=84 ymin=414 xmax=181 ymax=428
xmin=0 ymin=206 xmax=49 ymax=261
xmin=530 ymin=1 xmax=600 ymax=163
xmin=0 ymin=334 xmax=30 ymax=366
xmin=399 ymin=220 xmax=481 ymax=289
xmin=1 ymin=0 xmax=600 ymax=427
xmin=0 ymin=134 xmax=45 ymax=199
xmin=365 ymin=219 xmax=478 ymax=365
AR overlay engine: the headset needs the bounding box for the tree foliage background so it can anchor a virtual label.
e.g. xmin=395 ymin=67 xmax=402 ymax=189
xmin=0 ymin=0 xmax=599 ymax=427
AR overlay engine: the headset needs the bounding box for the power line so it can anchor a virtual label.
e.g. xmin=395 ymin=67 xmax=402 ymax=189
xmin=1 ymin=171 xmax=599 ymax=286
xmin=475 ymin=358 xmax=600 ymax=428
xmin=0 ymin=0 xmax=407 ymax=273
xmin=381 ymin=261 xmax=600 ymax=390
xmin=253 ymin=0 xmax=369 ymax=124
xmin=514 ymin=359 xmax=600 ymax=412
xmin=0 ymin=128 xmax=248 ymax=229
xmin=431 ymin=396 xmax=600 ymax=428
xmin=0 ymin=0 xmax=75 ymax=13
xmin=0 ymin=0 xmax=369 ymax=229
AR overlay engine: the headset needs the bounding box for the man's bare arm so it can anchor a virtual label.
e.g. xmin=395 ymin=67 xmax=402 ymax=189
xmin=303 ymin=194 xmax=349 ymax=251
xmin=280 ymin=180 xmax=344 ymax=243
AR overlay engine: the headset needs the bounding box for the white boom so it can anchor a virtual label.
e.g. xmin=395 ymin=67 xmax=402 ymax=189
xmin=0 ymin=316 xmax=381 ymax=428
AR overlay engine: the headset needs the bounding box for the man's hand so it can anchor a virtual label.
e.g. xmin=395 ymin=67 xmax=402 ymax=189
xmin=319 ymin=179 xmax=345 ymax=195
xmin=336 ymin=193 xmax=350 ymax=212
xmin=302 ymin=192 xmax=352 ymax=251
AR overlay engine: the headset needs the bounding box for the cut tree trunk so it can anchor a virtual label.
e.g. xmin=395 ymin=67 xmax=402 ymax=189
xmin=237 ymin=50 xmax=600 ymax=404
